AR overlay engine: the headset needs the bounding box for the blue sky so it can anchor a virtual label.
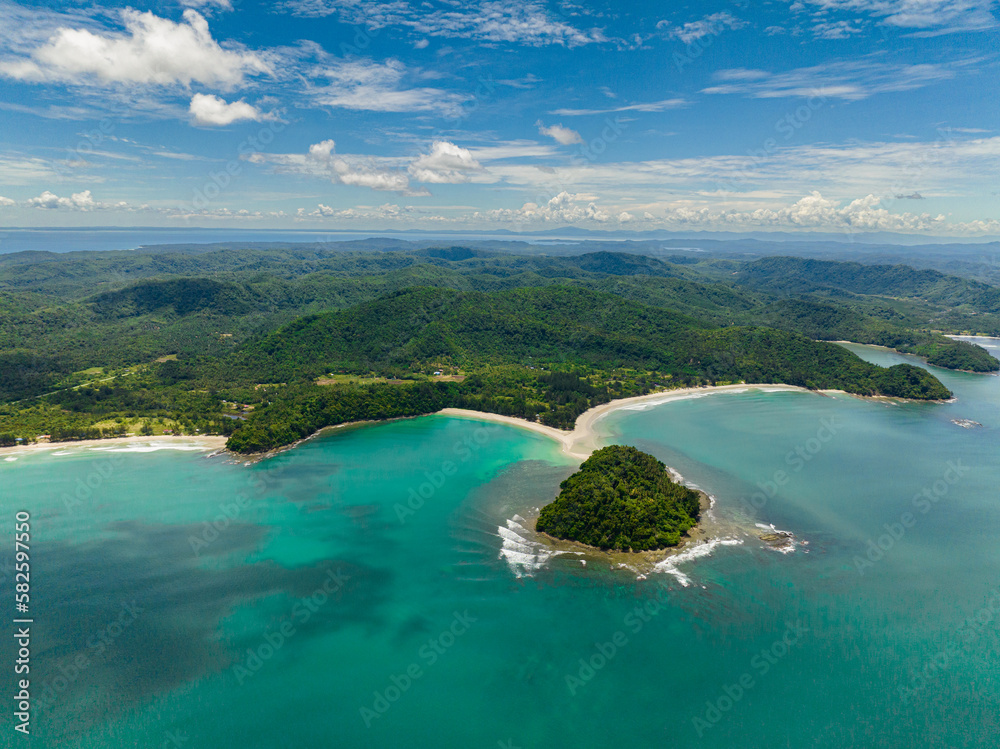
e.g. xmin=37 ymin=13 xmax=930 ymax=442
xmin=0 ymin=0 xmax=998 ymax=235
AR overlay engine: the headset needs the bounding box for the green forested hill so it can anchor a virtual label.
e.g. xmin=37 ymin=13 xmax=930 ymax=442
xmin=0 ymin=245 xmax=986 ymax=451
xmin=536 ymin=445 xmax=702 ymax=551
xmin=219 ymin=286 xmax=950 ymax=452
xmin=228 ymin=285 xmax=938 ymax=396
xmin=90 ymin=278 xmax=260 ymax=317
xmin=747 ymin=298 xmax=999 ymax=372
xmin=738 ymin=256 xmax=1000 ymax=312
xmin=234 ymin=286 xmax=704 ymax=382
xmin=1 ymin=247 xmax=996 ymax=388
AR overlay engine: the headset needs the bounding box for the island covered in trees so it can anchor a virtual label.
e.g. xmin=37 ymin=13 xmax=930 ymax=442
xmin=536 ymin=445 xmax=702 ymax=551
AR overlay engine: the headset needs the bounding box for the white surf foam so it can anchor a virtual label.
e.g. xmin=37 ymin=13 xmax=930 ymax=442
xmin=498 ymin=514 xmax=570 ymax=578
xmin=620 ymin=393 xmax=710 ymax=411
xmin=4 ymin=456 xmax=17 ymax=462
xmin=87 ymin=442 xmax=213 ymax=453
xmin=652 ymin=537 xmax=743 ymax=587
xmin=619 ymin=387 xmax=762 ymax=413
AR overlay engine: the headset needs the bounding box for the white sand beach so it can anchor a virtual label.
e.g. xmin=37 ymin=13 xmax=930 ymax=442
xmin=0 ymin=434 xmax=228 ymax=459
xmin=440 ymin=383 xmax=809 ymax=460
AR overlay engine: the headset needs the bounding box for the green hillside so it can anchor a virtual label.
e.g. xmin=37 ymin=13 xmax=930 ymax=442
xmin=738 ymin=256 xmax=1000 ymax=313
xmin=221 ymin=286 xmax=951 ymax=452
xmin=0 ymin=246 xmax=980 ymax=451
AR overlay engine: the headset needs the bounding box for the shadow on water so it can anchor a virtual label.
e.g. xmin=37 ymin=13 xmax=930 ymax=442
xmin=7 ymin=520 xmax=391 ymax=742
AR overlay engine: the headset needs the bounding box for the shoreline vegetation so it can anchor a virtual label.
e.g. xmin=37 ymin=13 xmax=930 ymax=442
xmin=0 ymin=381 xmax=931 ymax=459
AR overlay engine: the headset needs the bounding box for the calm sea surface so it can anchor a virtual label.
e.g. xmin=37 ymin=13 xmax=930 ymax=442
xmin=2 ymin=342 xmax=998 ymax=747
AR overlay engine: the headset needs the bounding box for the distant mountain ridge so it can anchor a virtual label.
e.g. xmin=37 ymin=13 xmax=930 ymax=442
xmin=738 ymin=257 xmax=1000 ymax=312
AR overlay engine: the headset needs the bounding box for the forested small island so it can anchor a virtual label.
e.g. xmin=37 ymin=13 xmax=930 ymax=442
xmin=536 ymin=445 xmax=702 ymax=551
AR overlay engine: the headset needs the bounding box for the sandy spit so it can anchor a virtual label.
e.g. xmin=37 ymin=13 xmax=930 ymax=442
xmin=440 ymin=383 xmax=809 ymax=461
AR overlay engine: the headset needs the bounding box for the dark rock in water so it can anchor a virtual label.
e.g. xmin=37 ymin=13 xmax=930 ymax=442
xmin=759 ymin=532 xmax=791 ymax=544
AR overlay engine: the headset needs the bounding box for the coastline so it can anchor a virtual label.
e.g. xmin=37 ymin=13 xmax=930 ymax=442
xmin=2 ymin=376 xmax=933 ymax=463
xmin=0 ymin=434 xmax=228 ymax=458
xmin=835 ymin=338 xmax=1000 ymax=376
xmin=440 ymin=383 xmax=809 ymax=461
xmin=233 ymin=419 xmax=378 ymax=464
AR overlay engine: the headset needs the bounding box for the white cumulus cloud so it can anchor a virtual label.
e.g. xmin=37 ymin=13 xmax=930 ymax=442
xmin=25 ymin=190 xmax=130 ymax=211
xmin=647 ymin=192 xmax=1000 ymax=235
xmin=189 ymin=94 xmax=269 ymax=126
xmin=0 ymin=9 xmax=271 ymax=89
xmin=408 ymin=141 xmax=484 ymax=184
xmin=482 ymin=191 xmax=610 ymax=224
xmin=250 ymin=139 xmax=414 ymax=193
xmin=535 ymin=121 xmax=583 ymax=145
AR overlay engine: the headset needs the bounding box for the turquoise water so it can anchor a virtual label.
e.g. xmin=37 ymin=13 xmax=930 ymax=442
xmin=2 ymin=343 xmax=999 ymax=747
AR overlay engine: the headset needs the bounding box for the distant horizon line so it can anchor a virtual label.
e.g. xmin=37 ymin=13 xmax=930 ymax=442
xmin=2 ymin=225 xmax=999 ymax=247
